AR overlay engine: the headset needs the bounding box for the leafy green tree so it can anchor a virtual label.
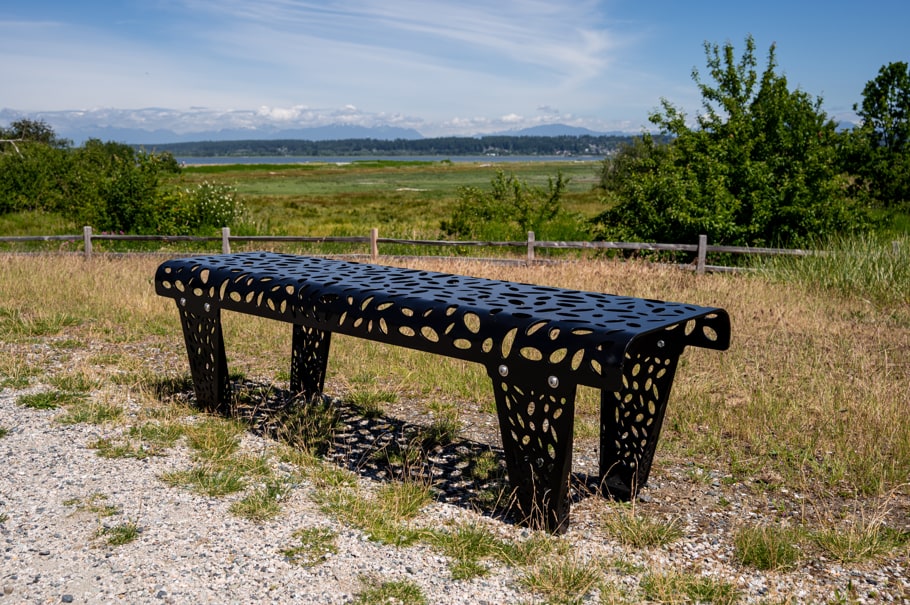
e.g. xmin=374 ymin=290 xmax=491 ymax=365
xmin=0 ymin=118 xmax=70 ymax=148
xmin=0 ymin=121 xmax=71 ymax=214
xmin=595 ymin=36 xmax=868 ymax=248
xmin=845 ymin=61 xmax=910 ymax=208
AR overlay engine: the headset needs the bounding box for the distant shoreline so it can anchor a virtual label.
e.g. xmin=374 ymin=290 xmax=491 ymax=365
xmin=176 ymin=154 xmax=604 ymax=165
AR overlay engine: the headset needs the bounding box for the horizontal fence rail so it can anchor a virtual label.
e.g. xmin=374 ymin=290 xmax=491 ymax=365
xmin=0 ymin=226 xmax=843 ymax=274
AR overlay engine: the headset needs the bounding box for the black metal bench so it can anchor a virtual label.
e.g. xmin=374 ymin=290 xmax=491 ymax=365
xmin=155 ymin=252 xmax=730 ymax=531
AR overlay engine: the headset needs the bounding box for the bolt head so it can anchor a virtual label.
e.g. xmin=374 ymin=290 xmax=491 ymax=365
xmin=547 ymin=375 xmax=559 ymax=388
xmin=498 ymin=364 xmax=509 ymax=377
xmin=204 ymin=302 xmax=211 ymax=312
xmin=179 ymin=297 xmax=186 ymax=307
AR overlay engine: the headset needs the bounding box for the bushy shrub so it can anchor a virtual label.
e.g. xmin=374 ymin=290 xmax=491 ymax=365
xmin=441 ymin=170 xmax=586 ymax=241
xmin=158 ymin=181 xmax=247 ymax=235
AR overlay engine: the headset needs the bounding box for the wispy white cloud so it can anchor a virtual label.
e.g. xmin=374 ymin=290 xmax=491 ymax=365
xmin=2 ymin=1 xmax=642 ymax=136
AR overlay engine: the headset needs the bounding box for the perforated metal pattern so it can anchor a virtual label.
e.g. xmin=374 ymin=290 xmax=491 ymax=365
xmin=599 ymin=332 xmax=683 ymax=498
xmin=489 ymin=366 xmax=577 ymax=530
xmin=290 ymin=325 xmax=331 ymax=399
xmin=156 ymin=252 xmax=728 ymax=390
xmin=175 ymin=305 xmax=229 ymax=413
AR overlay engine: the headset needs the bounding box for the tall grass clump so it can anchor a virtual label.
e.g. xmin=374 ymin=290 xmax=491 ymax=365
xmin=760 ymin=233 xmax=910 ymax=307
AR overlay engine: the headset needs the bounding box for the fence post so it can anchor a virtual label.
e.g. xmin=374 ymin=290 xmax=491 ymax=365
xmin=222 ymin=227 xmax=231 ymax=254
xmin=527 ymin=231 xmax=535 ymax=263
xmin=83 ymin=226 xmax=93 ymax=261
xmin=370 ymin=228 xmax=379 ymax=262
xmin=696 ymin=234 xmax=707 ymax=275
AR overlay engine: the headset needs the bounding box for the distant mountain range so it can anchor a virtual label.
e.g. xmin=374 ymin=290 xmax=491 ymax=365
xmin=58 ymin=124 xmax=427 ymax=146
xmin=1 ymin=105 xmax=623 ymax=144
xmin=80 ymin=123 xmax=614 ymax=145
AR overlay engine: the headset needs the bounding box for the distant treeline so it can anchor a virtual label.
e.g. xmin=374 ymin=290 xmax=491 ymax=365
xmin=139 ymin=134 xmax=645 ymax=157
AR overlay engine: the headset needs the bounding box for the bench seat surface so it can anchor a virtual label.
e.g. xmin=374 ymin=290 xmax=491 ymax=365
xmin=155 ymin=252 xmax=729 ymax=391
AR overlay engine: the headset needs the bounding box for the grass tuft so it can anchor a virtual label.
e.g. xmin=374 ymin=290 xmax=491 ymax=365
xmin=347 ymin=389 xmax=398 ymax=418
xmin=17 ymin=390 xmax=82 ymax=410
xmin=600 ymin=504 xmax=683 ymax=548
xmin=229 ymin=480 xmax=288 ymax=521
xmin=184 ymin=416 xmax=246 ymax=461
xmin=314 ymin=477 xmax=432 ymax=546
xmin=97 ymin=520 xmax=141 ymax=546
xmin=271 ymin=397 xmax=341 ymax=455
xmin=733 ymin=524 xmax=802 ymax=571
xmin=56 ymin=398 xmax=123 ymax=425
xmin=639 ymin=569 xmax=739 ymax=605
xmin=518 ymin=556 xmax=601 ymax=605
xmin=811 ymin=520 xmax=909 ymax=564
xmin=159 ymin=465 xmax=247 ymax=497
xmin=282 ymin=527 xmax=338 ymax=567
xmin=64 ymin=493 xmax=120 ymax=517
xmin=353 ymin=576 xmax=427 ymax=605
xmin=428 ymin=522 xmax=503 ymax=580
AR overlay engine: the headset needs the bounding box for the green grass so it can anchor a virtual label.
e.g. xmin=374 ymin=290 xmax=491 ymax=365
xmin=162 ymin=160 xmax=605 ymax=253
xmin=63 ymin=493 xmax=120 ymax=517
xmin=639 ymin=570 xmax=739 ymax=605
xmin=314 ymin=478 xmax=432 ymax=547
xmin=346 ymin=389 xmax=397 ymax=418
xmin=56 ymin=399 xmax=123 ymax=425
xmin=159 ymin=465 xmax=247 ymax=497
xmin=761 ymin=233 xmax=910 ymax=307
xmin=270 ymin=396 xmax=342 ymax=455
xmin=281 ymin=527 xmax=339 ymax=567
xmin=428 ymin=522 xmax=504 ymax=580
xmin=229 ymin=480 xmax=288 ymax=521
xmin=17 ymin=390 xmax=83 ymax=410
xmin=733 ymin=524 xmax=802 ymax=571
xmin=353 ymin=576 xmax=427 ymax=605
xmin=89 ymin=437 xmax=160 ymax=460
xmin=0 ymin=307 xmax=81 ymax=339
xmin=518 ymin=556 xmax=601 ymax=605
xmin=811 ymin=520 xmax=909 ymax=564
xmin=600 ymin=504 xmax=683 ymax=548
xmin=97 ymin=520 xmax=141 ymax=546
xmin=184 ymin=416 xmax=246 ymax=461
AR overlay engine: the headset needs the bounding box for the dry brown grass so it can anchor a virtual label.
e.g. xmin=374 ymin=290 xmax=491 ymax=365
xmin=2 ymin=252 xmax=908 ymax=514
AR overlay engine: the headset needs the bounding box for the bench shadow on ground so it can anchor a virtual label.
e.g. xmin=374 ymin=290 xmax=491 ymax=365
xmin=205 ymin=380 xmax=606 ymax=527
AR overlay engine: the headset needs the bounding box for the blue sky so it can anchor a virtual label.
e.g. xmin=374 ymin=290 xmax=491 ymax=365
xmin=2 ymin=0 xmax=908 ymax=138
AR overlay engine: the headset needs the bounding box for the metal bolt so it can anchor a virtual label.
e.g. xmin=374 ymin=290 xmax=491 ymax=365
xmin=657 ymin=339 xmax=665 ymax=348
xmin=548 ymin=375 xmax=559 ymax=388
xmin=204 ymin=303 xmax=211 ymax=313
xmin=498 ymin=364 xmax=509 ymax=377
xmin=179 ymin=297 xmax=186 ymax=307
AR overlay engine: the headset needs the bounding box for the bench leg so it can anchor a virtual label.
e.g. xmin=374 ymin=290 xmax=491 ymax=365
xmin=599 ymin=334 xmax=682 ymax=499
xmin=176 ymin=304 xmax=230 ymax=413
xmin=290 ymin=324 xmax=331 ymax=400
xmin=488 ymin=367 xmax=576 ymax=533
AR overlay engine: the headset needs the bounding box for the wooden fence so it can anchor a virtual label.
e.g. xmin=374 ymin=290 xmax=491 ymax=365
xmin=0 ymin=226 xmax=821 ymax=274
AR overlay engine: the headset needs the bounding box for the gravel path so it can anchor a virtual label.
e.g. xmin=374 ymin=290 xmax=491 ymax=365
xmin=1 ymin=386 xmax=907 ymax=604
